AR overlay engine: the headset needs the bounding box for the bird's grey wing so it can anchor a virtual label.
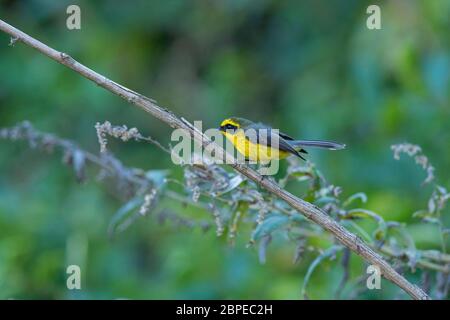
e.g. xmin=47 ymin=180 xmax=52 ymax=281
xmin=244 ymin=126 xmax=305 ymax=159
xmin=246 ymin=123 xmax=293 ymax=144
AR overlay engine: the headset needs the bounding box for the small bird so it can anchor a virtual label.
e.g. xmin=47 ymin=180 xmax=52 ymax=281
xmin=219 ymin=117 xmax=345 ymax=162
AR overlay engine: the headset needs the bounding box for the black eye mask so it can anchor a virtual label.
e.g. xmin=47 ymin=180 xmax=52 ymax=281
xmin=220 ymin=124 xmax=238 ymax=132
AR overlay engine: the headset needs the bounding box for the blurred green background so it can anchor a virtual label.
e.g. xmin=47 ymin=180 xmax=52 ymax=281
xmin=0 ymin=0 xmax=449 ymax=299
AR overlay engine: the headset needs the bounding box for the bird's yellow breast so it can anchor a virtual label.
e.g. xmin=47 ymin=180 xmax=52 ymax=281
xmin=222 ymin=130 xmax=290 ymax=162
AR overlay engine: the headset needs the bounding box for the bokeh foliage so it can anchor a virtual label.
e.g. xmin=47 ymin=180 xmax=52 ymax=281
xmin=0 ymin=0 xmax=449 ymax=299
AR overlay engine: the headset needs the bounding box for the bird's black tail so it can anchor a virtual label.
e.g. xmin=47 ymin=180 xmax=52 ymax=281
xmin=290 ymin=140 xmax=346 ymax=150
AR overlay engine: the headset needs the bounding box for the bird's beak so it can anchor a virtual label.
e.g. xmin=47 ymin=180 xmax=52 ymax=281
xmin=218 ymin=126 xmax=225 ymax=132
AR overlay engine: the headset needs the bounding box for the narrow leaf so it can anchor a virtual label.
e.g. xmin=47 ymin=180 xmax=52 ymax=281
xmin=301 ymin=246 xmax=342 ymax=299
xmin=108 ymin=197 xmax=143 ymax=237
xmin=251 ymin=214 xmax=289 ymax=242
xmin=343 ymin=192 xmax=367 ymax=207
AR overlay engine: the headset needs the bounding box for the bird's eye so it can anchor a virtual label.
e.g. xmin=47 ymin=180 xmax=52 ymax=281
xmin=225 ymin=124 xmax=236 ymax=130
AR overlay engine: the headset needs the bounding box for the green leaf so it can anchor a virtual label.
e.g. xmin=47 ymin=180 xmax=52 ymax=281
xmin=315 ymin=196 xmax=337 ymax=205
xmin=436 ymin=185 xmax=448 ymax=195
xmin=373 ymin=226 xmax=386 ymax=241
xmin=343 ymin=209 xmax=383 ymax=223
xmin=288 ymin=166 xmax=313 ymax=179
xmin=422 ymin=217 xmax=442 ymax=225
xmin=301 ymin=246 xmax=342 ymax=299
xmin=251 ymin=214 xmax=289 ymax=241
xmin=412 ymin=210 xmax=431 ymax=219
xmin=428 ymin=197 xmax=436 ymax=214
xmin=72 ymin=149 xmax=86 ymax=183
xmin=258 ymin=235 xmax=271 ymax=264
xmin=145 ymin=169 xmax=169 ymax=185
xmin=108 ymin=197 xmax=143 ymax=237
xmin=343 ymin=209 xmax=386 ymax=241
xmin=343 ymin=192 xmax=367 ymax=207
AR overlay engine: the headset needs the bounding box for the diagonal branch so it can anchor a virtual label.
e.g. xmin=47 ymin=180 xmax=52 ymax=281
xmin=0 ymin=19 xmax=429 ymax=300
